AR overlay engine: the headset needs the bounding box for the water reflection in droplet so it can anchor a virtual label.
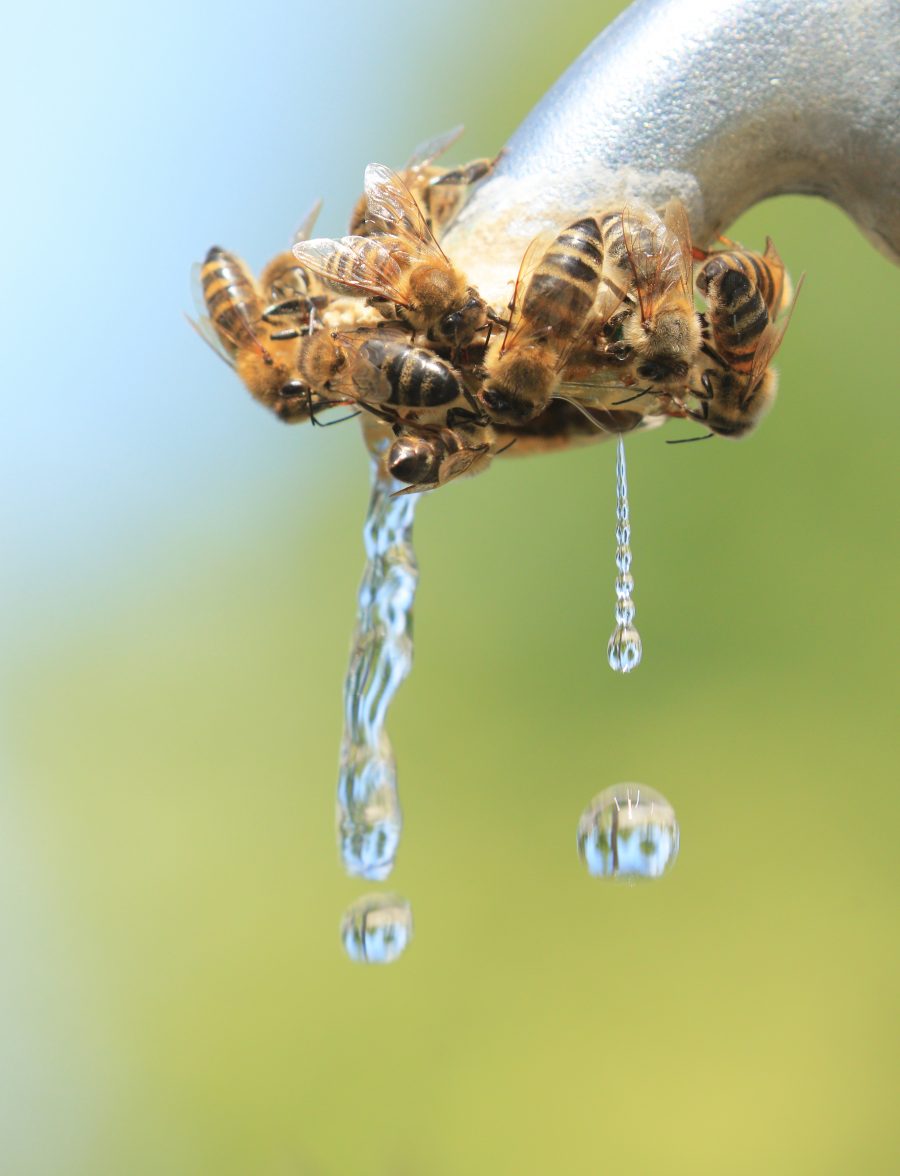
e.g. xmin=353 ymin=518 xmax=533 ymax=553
xmin=341 ymin=894 xmax=413 ymax=964
xmin=608 ymin=435 xmax=642 ymax=672
xmin=577 ymin=784 xmax=679 ymax=880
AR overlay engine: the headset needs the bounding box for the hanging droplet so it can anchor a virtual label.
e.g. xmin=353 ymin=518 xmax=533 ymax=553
xmin=338 ymin=460 xmax=418 ymax=879
xmin=577 ymin=784 xmax=679 ymax=880
xmin=341 ymin=893 xmax=413 ymax=964
xmin=608 ymin=435 xmax=642 ymax=672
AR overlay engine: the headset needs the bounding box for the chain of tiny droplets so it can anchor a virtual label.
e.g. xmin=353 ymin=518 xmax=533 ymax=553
xmin=606 ymin=434 xmax=642 ymax=673
xmin=614 ymin=436 xmax=635 ymax=625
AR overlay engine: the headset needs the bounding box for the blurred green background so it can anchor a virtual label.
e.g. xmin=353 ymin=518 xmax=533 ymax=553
xmin=3 ymin=1 xmax=898 ymax=1173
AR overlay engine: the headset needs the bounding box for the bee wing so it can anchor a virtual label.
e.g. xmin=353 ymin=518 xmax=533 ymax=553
xmin=743 ymin=273 xmax=805 ymax=406
xmin=363 ymin=162 xmax=448 ymax=263
xmin=594 ymin=278 xmax=629 ymax=327
xmin=186 ymin=309 xmax=235 ymax=369
xmin=762 ymin=235 xmax=784 ymax=271
xmin=621 ymin=203 xmax=681 ymax=322
xmin=662 ymin=199 xmax=695 ymax=296
xmin=292 ymin=197 xmax=324 ymax=245
xmin=762 ymin=235 xmax=789 ymax=312
xmin=404 ymin=124 xmax=465 ymax=171
xmin=499 ymin=228 xmax=558 ymax=354
xmin=292 ymin=236 xmax=410 ymax=307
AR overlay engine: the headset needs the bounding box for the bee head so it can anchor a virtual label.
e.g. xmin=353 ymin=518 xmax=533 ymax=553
xmin=433 ymin=293 xmax=485 ymax=348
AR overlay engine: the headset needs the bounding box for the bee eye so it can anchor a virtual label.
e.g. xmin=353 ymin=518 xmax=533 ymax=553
xmin=279 ymin=381 xmax=306 ymax=399
xmin=637 ymin=361 xmax=666 ymax=381
xmin=482 ymin=388 xmax=514 ymax=416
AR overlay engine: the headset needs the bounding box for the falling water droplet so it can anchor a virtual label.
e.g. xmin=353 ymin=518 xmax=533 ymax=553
xmin=337 ymin=460 xmax=418 ymax=880
xmin=607 ymin=435 xmax=642 ymax=672
xmin=341 ymin=893 xmax=413 ymax=964
xmin=577 ymin=784 xmax=679 ymax=880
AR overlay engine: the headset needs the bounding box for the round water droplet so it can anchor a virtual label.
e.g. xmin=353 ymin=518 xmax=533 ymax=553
xmin=607 ymin=624 xmax=642 ymax=672
xmin=341 ymin=893 xmax=413 ymax=964
xmin=615 ymin=598 xmax=635 ymax=625
xmin=577 ymin=784 xmax=679 ymax=880
xmin=615 ymin=545 xmax=632 ymax=573
xmin=615 ymin=573 xmax=635 ymax=599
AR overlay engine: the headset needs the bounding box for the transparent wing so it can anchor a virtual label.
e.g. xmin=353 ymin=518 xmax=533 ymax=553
xmin=621 ymin=204 xmax=680 ymax=322
xmin=186 ymin=310 xmax=235 ymax=369
xmin=662 ymin=198 xmax=694 ymax=296
xmin=190 ymin=260 xmax=239 ymax=367
xmin=744 ymin=273 xmax=805 ymax=406
xmin=499 ymin=228 xmax=557 ymax=354
xmin=363 ymin=162 xmax=447 ymax=263
xmin=292 ymin=236 xmax=410 ymax=307
xmin=292 ymin=197 xmax=324 ymax=244
xmin=404 ymin=124 xmax=464 ymax=171
xmin=762 ymin=235 xmax=788 ymax=312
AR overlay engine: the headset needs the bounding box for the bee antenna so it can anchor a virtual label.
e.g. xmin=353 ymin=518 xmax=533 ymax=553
xmin=612 ymin=386 xmax=652 ymax=406
xmin=315 ymin=409 xmax=361 ymax=427
xmin=666 ymin=432 xmax=714 ymax=444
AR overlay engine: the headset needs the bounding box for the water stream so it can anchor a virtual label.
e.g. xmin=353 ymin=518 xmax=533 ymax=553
xmin=338 ymin=459 xmax=418 ymax=960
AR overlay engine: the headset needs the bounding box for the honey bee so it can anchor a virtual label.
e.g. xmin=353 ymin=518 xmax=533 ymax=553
xmin=293 ymin=163 xmax=498 ymax=350
xmin=478 ymin=216 xmax=607 ymax=424
xmin=597 ymin=201 xmax=701 ymax=392
xmin=687 ymin=276 xmax=804 ymax=438
xmin=190 ymin=246 xmax=319 ymax=422
xmin=386 ymin=414 xmax=498 ymax=494
xmin=695 ymin=236 xmax=788 ymax=373
xmin=191 ymin=241 xmax=357 ymax=424
xmin=348 ymin=126 xmax=499 ymax=238
xmin=334 ymin=326 xmax=482 ymax=425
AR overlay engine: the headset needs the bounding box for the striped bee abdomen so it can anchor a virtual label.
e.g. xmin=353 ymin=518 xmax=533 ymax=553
xmin=201 ymin=247 xmax=263 ymax=352
xmin=522 ymin=217 xmax=604 ymax=338
xmin=698 ymin=252 xmax=772 ymax=372
xmin=356 ymin=337 xmax=465 ymax=410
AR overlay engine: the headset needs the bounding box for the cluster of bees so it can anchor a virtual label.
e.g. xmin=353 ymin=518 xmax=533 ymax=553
xmin=192 ymin=128 xmax=800 ymax=494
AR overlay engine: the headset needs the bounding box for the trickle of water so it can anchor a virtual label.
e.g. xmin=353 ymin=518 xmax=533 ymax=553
xmin=337 ymin=460 xmax=418 ymax=880
xmin=341 ymin=893 xmax=413 ymax=964
xmin=607 ymin=435 xmax=642 ymax=672
xmin=577 ymin=784 xmax=679 ymax=880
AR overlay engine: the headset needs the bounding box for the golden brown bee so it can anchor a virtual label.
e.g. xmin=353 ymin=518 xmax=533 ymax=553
xmin=293 ymin=163 xmax=498 ymax=350
xmin=190 ymin=237 xmax=357 ymax=424
xmin=348 ymin=126 xmax=499 ymax=238
xmin=695 ymin=236 xmax=788 ymax=374
xmin=688 ymin=276 xmax=804 ymax=438
xmin=190 ymin=246 xmax=319 ymax=422
xmin=597 ymin=201 xmax=701 ymax=392
xmin=478 ymin=216 xmax=607 ymax=424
